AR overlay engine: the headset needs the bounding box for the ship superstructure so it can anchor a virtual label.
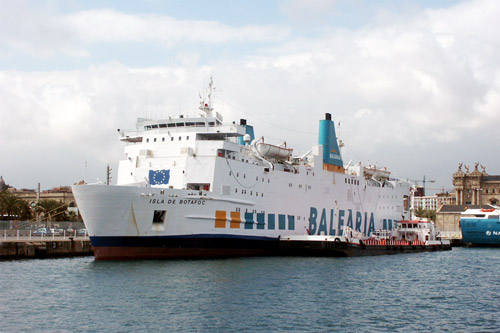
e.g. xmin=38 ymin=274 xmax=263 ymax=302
xmin=73 ymin=78 xmax=411 ymax=259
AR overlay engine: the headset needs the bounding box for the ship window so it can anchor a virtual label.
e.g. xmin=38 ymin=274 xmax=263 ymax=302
xmin=152 ymin=210 xmax=166 ymax=224
xmin=162 ymin=137 xmax=165 ymax=142
xmin=185 ymin=122 xmax=195 ymax=127
xmin=196 ymin=122 xmax=205 ymax=127
xmin=145 ymin=125 xmax=151 ymax=130
xmin=152 ymin=124 xmax=158 ymax=129
xmin=167 ymin=123 xmax=176 ymax=128
xmin=154 ymin=138 xmax=157 ymax=142
xmin=179 ymin=136 xmax=181 ymax=141
xmin=208 ymin=122 xmax=215 ymax=126
xmin=159 ymin=124 xmax=167 ymax=128
xmin=177 ymin=123 xmax=185 ymax=127
xmin=187 ymin=136 xmax=190 ymax=140
xmin=171 ymin=137 xmax=174 ymax=141
xmin=235 ymin=188 xmax=237 ymax=193
xmin=146 ymin=138 xmax=149 ymax=142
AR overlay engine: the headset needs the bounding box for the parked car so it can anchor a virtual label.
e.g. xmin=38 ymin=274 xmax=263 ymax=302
xmin=50 ymin=228 xmax=62 ymax=236
xmin=77 ymin=229 xmax=87 ymax=236
xmin=33 ymin=228 xmax=49 ymax=236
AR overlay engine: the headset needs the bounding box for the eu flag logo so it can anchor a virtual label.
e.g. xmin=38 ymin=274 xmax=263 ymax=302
xmin=149 ymin=169 xmax=170 ymax=185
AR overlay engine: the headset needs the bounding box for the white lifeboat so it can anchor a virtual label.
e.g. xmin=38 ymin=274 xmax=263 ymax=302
xmin=256 ymin=141 xmax=293 ymax=160
xmin=363 ymin=165 xmax=390 ymax=180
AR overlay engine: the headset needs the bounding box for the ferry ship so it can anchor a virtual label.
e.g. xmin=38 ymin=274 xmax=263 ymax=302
xmin=72 ymin=78 xmax=411 ymax=260
xmin=460 ymin=207 xmax=500 ymax=246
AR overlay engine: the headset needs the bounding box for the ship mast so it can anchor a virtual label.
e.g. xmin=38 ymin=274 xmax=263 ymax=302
xmin=199 ymin=76 xmax=215 ymax=117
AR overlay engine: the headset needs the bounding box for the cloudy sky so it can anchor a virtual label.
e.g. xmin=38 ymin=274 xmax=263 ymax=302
xmin=1 ymin=0 xmax=499 ymax=194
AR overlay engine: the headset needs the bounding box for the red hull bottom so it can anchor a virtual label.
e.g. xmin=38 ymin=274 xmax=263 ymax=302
xmin=93 ymin=246 xmax=275 ymax=260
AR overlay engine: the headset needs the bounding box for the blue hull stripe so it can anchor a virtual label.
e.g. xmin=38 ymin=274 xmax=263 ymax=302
xmin=90 ymin=234 xmax=278 ymax=248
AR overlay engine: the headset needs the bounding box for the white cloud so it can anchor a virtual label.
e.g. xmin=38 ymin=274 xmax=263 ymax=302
xmin=61 ymin=9 xmax=290 ymax=45
xmin=1 ymin=0 xmax=500 ymax=191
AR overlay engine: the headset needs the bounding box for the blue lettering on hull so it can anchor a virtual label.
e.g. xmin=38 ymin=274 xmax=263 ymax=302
xmin=308 ymin=207 xmax=376 ymax=236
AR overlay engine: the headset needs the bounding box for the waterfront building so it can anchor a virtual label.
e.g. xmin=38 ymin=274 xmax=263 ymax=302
xmin=10 ymin=186 xmax=75 ymax=207
xmin=412 ymin=190 xmax=456 ymax=212
xmin=452 ymin=163 xmax=500 ymax=205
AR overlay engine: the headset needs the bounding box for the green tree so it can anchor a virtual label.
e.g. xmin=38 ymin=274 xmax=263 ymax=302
xmin=414 ymin=207 xmax=425 ymax=218
xmin=413 ymin=207 xmax=436 ymax=221
xmin=17 ymin=200 xmax=33 ymax=220
xmin=423 ymin=209 xmax=436 ymax=221
xmin=35 ymin=199 xmax=69 ymax=222
xmin=0 ymin=190 xmax=28 ymax=220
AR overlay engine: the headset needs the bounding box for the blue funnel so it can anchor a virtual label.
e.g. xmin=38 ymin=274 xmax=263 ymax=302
xmin=318 ymin=113 xmax=343 ymax=170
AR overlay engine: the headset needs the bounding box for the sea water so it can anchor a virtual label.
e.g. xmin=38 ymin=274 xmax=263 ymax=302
xmin=1 ymin=248 xmax=499 ymax=332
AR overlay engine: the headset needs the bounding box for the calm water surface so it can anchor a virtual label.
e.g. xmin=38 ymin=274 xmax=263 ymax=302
xmin=1 ymin=248 xmax=499 ymax=332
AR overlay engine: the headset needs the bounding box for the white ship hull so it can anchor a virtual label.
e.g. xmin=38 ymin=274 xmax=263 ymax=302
xmin=73 ymin=164 xmax=409 ymax=259
xmin=72 ymin=79 xmax=410 ymax=259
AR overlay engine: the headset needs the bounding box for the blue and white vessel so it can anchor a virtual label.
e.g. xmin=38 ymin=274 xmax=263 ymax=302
xmin=72 ymin=78 xmax=411 ymax=260
xmin=460 ymin=207 xmax=500 ymax=246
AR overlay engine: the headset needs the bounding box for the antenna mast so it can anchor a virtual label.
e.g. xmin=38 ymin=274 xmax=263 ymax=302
xmin=199 ymin=76 xmax=215 ymax=117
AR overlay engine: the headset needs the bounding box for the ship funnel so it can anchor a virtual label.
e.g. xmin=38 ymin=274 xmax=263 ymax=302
xmin=318 ymin=114 xmax=344 ymax=172
xmin=238 ymin=120 xmax=255 ymax=145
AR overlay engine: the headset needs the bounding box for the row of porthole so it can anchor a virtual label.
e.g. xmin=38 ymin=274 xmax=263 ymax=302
xmin=145 ymin=135 xmax=191 ymax=143
xmin=230 ymin=171 xmax=271 ymax=183
xmin=235 ymin=188 xmax=264 ymax=197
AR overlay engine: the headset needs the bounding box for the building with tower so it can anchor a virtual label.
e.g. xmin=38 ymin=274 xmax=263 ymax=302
xmin=452 ymin=163 xmax=500 ymax=206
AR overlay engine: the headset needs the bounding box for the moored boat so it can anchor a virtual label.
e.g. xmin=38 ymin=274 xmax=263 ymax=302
xmin=279 ymin=219 xmax=451 ymax=256
xmin=460 ymin=207 xmax=500 ymax=246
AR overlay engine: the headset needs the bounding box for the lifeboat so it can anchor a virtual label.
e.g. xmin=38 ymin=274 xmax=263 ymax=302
xmin=363 ymin=166 xmax=390 ymax=180
xmin=256 ymin=142 xmax=293 ymax=160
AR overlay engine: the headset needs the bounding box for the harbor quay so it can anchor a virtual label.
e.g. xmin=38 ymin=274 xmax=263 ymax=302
xmin=0 ymin=234 xmax=93 ymax=260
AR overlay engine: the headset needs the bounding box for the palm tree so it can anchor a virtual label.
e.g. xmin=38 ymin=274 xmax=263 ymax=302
xmin=0 ymin=190 xmax=27 ymax=220
xmin=414 ymin=206 xmax=425 ymax=218
xmin=35 ymin=199 xmax=69 ymax=222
